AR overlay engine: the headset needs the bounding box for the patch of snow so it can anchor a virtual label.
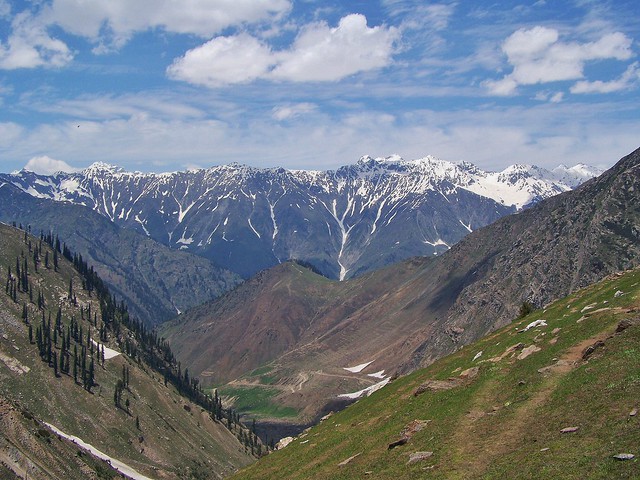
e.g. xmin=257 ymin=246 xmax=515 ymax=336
xmin=344 ymin=361 xmax=374 ymax=373
xmin=459 ymin=220 xmax=472 ymax=232
xmin=134 ymin=215 xmax=149 ymax=237
xmin=91 ymin=340 xmax=120 ymax=360
xmin=176 ymin=235 xmax=194 ymax=245
xmin=472 ymin=351 xmax=483 ymax=362
xmin=248 ymin=218 xmax=261 ymax=239
xmin=45 ymin=423 xmax=154 ymax=480
xmin=276 ymin=436 xmax=294 ymax=450
xmin=367 ymin=370 xmax=386 ymax=379
xmin=338 ymin=378 xmax=390 ymax=399
xmin=520 ymin=319 xmax=547 ymax=332
xmin=424 ymin=238 xmax=449 ymax=248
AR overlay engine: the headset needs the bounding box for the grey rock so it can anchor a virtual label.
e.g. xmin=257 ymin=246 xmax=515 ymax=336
xmin=613 ymin=453 xmax=635 ymax=460
xmin=407 ymin=451 xmax=433 ymax=464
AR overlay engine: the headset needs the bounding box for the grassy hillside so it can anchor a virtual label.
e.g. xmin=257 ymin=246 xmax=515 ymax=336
xmin=0 ymin=222 xmax=255 ymax=479
xmin=232 ymin=267 xmax=640 ymax=479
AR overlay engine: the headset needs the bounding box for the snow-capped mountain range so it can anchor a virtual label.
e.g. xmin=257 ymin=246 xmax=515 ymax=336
xmin=0 ymin=155 xmax=602 ymax=279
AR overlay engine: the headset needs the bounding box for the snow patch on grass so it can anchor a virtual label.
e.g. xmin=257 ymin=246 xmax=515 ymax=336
xmin=338 ymin=378 xmax=390 ymax=399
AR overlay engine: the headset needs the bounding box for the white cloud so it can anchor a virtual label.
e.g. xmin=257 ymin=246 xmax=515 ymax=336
xmin=271 ymin=14 xmax=399 ymax=82
xmin=168 ymin=14 xmax=399 ymax=86
xmin=571 ymin=62 xmax=640 ymax=94
xmin=23 ymin=155 xmax=79 ymax=174
xmin=0 ymin=11 xmax=73 ymax=69
xmin=167 ymin=34 xmax=274 ymax=87
xmin=272 ymin=103 xmax=317 ymax=121
xmin=45 ymin=0 xmax=291 ymax=49
xmin=384 ymin=1 xmax=455 ymax=31
xmin=485 ymin=26 xmax=634 ymax=95
xmin=5 ymin=96 xmax=638 ymax=176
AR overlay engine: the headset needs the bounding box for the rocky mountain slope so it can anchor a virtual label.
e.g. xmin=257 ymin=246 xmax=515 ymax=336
xmin=0 ymin=183 xmax=241 ymax=325
xmin=0 ymin=222 xmax=256 ymax=478
xmin=161 ymin=146 xmax=639 ymax=429
xmin=1 ymin=157 xmax=600 ymax=280
xmin=232 ymin=268 xmax=640 ymax=479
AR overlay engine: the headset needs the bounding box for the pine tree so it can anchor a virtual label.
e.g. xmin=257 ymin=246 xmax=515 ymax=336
xmin=53 ymin=351 xmax=59 ymax=377
xmin=87 ymin=358 xmax=95 ymax=392
xmin=73 ymin=345 xmax=78 ymax=383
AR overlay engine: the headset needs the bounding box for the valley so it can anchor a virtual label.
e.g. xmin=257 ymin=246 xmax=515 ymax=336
xmin=0 ymin=146 xmax=637 ymax=478
xmin=161 ymin=147 xmax=640 ymax=439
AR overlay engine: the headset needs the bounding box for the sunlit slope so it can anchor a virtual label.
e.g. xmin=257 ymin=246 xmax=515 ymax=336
xmin=233 ymin=268 xmax=640 ymax=480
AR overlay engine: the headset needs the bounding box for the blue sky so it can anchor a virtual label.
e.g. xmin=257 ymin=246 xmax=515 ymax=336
xmin=0 ymin=0 xmax=638 ymax=174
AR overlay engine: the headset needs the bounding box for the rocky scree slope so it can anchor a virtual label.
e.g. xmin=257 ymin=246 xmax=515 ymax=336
xmin=1 ymin=156 xmax=600 ymax=280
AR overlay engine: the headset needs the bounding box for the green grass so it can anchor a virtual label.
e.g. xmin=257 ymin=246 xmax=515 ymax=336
xmin=232 ymin=268 xmax=640 ymax=479
xmin=220 ymin=386 xmax=299 ymax=419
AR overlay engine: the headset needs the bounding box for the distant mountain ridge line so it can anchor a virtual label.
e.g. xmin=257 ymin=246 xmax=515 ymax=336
xmin=1 ymin=155 xmax=602 ymax=280
xmin=12 ymin=155 xmax=601 ymax=208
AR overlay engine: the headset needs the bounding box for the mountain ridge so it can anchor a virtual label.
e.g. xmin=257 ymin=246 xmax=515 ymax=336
xmin=1 ymin=156 xmax=602 ymax=280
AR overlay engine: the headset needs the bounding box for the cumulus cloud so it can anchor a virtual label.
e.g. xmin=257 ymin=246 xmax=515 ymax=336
xmin=168 ymin=14 xmax=399 ymax=86
xmin=485 ymin=26 xmax=634 ymax=95
xmin=23 ymin=155 xmax=79 ymax=174
xmin=167 ymin=34 xmax=275 ymax=86
xmin=271 ymin=14 xmax=399 ymax=82
xmin=571 ymin=62 xmax=640 ymax=94
xmin=0 ymin=11 xmax=73 ymax=69
xmin=45 ymin=0 xmax=291 ymax=49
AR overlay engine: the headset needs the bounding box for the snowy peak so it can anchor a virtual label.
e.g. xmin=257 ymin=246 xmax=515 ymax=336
xmin=83 ymin=162 xmax=125 ymax=175
xmin=0 ymin=155 xmax=601 ymax=280
xmin=552 ymin=164 xmax=604 ymax=188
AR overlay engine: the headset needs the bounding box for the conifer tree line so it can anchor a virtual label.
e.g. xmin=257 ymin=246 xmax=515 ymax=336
xmin=3 ymin=222 xmax=259 ymax=449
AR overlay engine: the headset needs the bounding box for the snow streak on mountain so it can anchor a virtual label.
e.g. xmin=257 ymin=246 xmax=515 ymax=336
xmin=1 ymin=156 xmax=602 ymax=279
